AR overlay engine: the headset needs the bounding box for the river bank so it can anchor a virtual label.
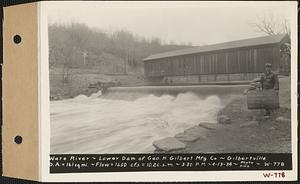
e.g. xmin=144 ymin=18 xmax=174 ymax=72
xmin=153 ymin=76 xmax=291 ymax=153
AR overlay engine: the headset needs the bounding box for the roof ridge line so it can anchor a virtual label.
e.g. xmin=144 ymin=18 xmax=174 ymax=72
xmin=143 ymin=33 xmax=288 ymax=61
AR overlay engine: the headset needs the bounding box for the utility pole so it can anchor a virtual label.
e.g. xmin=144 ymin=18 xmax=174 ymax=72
xmin=82 ymin=51 xmax=88 ymax=66
xmin=125 ymin=50 xmax=129 ymax=75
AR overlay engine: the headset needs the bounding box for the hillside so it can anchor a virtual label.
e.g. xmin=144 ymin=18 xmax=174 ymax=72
xmin=49 ymin=23 xmax=192 ymax=99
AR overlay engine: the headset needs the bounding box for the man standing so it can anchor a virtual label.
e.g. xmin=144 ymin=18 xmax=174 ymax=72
xmin=260 ymin=62 xmax=279 ymax=116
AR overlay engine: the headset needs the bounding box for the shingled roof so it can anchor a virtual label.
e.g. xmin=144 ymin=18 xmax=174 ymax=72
xmin=143 ymin=34 xmax=289 ymax=61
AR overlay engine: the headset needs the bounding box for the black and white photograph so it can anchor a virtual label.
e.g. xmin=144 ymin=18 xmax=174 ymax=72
xmin=47 ymin=1 xmax=294 ymax=156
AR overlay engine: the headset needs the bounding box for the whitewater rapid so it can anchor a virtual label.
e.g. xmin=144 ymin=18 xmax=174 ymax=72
xmin=50 ymin=92 xmax=229 ymax=154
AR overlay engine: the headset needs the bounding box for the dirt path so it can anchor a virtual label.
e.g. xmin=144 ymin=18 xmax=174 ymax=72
xmin=175 ymin=97 xmax=291 ymax=153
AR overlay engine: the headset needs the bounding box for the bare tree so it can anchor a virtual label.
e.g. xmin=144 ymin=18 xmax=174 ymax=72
xmin=281 ymin=18 xmax=291 ymax=37
xmin=250 ymin=14 xmax=291 ymax=37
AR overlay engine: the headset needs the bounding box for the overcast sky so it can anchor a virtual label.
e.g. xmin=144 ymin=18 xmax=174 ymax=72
xmin=46 ymin=1 xmax=296 ymax=46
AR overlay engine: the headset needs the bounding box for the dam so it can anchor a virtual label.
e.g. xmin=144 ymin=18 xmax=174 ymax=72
xmin=50 ymin=84 xmax=247 ymax=154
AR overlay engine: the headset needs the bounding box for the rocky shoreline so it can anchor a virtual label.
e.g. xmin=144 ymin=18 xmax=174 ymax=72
xmin=152 ymin=77 xmax=291 ymax=153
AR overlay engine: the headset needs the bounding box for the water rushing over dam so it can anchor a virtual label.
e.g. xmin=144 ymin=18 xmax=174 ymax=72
xmin=50 ymin=85 xmax=247 ymax=154
xmin=104 ymin=85 xmax=248 ymax=100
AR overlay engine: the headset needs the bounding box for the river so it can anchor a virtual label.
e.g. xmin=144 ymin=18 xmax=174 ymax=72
xmin=50 ymin=91 xmax=231 ymax=154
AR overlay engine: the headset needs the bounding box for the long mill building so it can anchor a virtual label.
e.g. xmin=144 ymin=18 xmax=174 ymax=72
xmin=143 ymin=34 xmax=290 ymax=85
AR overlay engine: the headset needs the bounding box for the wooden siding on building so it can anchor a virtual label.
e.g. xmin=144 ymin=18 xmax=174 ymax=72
xmin=144 ymin=45 xmax=281 ymax=77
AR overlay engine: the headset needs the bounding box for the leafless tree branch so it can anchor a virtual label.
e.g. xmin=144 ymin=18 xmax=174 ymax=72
xmin=250 ymin=14 xmax=290 ymax=37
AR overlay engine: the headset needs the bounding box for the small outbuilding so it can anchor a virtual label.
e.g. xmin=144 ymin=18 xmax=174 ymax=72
xmin=143 ymin=34 xmax=290 ymax=85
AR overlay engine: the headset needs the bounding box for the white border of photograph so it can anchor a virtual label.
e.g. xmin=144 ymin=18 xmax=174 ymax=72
xmin=39 ymin=1 xmax=298 ymax=182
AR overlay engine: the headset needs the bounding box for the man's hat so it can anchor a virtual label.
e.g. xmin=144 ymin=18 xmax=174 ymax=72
xmin=265 ymin=63 xmax=272 ymax=67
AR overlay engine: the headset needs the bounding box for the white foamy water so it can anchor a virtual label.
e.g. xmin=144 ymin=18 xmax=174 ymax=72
xmin=51 ymin=92 xmax=226 ymax=154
